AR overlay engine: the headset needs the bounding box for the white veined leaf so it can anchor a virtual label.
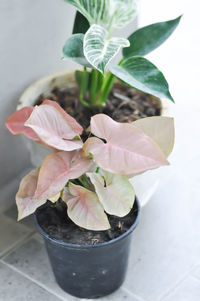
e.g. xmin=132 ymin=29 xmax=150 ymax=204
xmin=84 ymin=24 xmax=130 ymax=73
xmin=64 ymin=0 xmax=109 ymax=26
xmin=109 ymin=0 xmax=138 ymax=28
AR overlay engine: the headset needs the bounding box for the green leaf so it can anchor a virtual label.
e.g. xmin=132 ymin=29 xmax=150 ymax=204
xmin=110 ymin=0 xmax=138 ymax=28
xmin=109 ymin=56 xmax=174 ymax=102
xmin=62 ymin=34 xmax=91 ymax=67
xmin=84 ymin=24 xmax=130 ymax=73
xmin=123 ymin=15 xmax=182 ymax=58
xmin=64 ymin=0 xmax=108 ymax=26
xmin=72 ymin=11 xmax=90 ymax=34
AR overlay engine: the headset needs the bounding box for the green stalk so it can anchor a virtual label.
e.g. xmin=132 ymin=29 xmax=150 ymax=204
xmin=97 ymin=72 xmax=115 ymax=105
xmin=89 ymin=69 xmax=98 ymax=105
xmin=77 ymin=177 xmax=90 ymax=190
xmin=75 ymin=69 xmax=90 ymax=108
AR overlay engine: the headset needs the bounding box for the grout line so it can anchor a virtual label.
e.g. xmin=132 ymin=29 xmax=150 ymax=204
xmin=0 ymin=230 xmax=36 ymax=259
xmin=157 ymin=263 xmax=197 ymax=301
xmin=0 ymin=260 xmax=71 ymax=301
xmin=190 ymin=275 xmax=200 ymax=283
xmin=122 ymin=287 xmax=147 ymax=301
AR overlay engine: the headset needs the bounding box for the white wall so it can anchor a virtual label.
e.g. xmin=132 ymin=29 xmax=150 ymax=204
xmin=0 ymin=0 xmax=137 ymax=209
xmin=0 ymin=0 xmax=77 ymax=209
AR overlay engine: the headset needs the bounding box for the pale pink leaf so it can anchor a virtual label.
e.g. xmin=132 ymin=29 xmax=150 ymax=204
xmin=42 ymin=100 xmax=83 ymax=135
xmin=34 ymin=151 xmax=93 ymax=200
xmin=62 ymin=182 xmax=110 ymax=231
xmin=5 ymin=107 xmax=40 ymax=141
xmin=25 ymin=105 xmax=83 ymax=151
xmin=16 ymin=168 xmax=46 ymax=220
xmin=133 ymin=116 xmax=175 ymax=157
xmin=87 ymin=171 xmax=135 ymax=217
xmin=87 ymin=114 xmax=169 ymax=175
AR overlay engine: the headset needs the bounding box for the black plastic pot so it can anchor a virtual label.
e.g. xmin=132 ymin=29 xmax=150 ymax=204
xmin=34 ymin=198 xmax=140 ymax=299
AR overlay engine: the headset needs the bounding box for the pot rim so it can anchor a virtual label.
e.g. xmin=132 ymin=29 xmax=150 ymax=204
xmin=17 ymin=69 xmax=169 ymax=116
xmin=34 ymin=197 xmax=141 ymax=249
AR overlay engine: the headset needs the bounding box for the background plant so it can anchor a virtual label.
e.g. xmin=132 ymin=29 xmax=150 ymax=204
xmin=62 ymin=0 xmax=181 ymax=109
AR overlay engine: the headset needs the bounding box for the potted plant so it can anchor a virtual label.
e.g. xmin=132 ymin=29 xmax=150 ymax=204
xmin=6 ymin=98 xmax=174 ymax=298
xmin=17 ymin=1 xmax=181 ymax=168
xmin=15 ymin=1 xmax=181 ymax=206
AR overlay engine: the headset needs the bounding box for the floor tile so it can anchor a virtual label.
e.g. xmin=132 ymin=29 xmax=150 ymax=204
xmin=124 ymin=170 xmax=200 ymax=301
xmin=0 ymin=262 xmax=61 ymax=301
xmin=2 ymin=235 xmax=77 ymax=300
xmin=161 ymin=276 xmax=200 ymax=301
xmin=80 ymin=288 xmax=144 ymax=301
xmin=0 ymin=214 xmax=33 ymax=258
xmin=191 ymin=265 xmax=200 ymax=280
xmin=4 ymin=203 xmax=35 ymax=230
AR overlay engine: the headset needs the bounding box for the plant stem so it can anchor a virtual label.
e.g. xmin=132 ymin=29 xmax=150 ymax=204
xmin=97 ymin=72 xmax=115 ymax=105
xmin=78 ymin=176 xmax=91 ymax=190
xmin=96 ymin=167 xmax=100 ymax=173
xmin=76 ymin=68 xmax=90 ymax=108
xmin=89 ymin=69 xmax=98 ymax=105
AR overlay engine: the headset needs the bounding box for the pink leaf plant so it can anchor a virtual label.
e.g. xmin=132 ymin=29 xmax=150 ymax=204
xmin=6 ymin=100 xmax=174 ymax=230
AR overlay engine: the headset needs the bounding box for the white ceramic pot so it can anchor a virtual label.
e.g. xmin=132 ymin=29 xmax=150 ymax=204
xmin=17 ymin=70 xmax=169 ymax=206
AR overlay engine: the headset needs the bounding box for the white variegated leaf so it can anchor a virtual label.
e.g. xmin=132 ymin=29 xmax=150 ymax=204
xmin=110 ymin=0 xmax=138 ymax=28
xmin=84 ymin=24 xmax=130 ymax=73
xmin=64 ymin=0 xmax=109 ymax=26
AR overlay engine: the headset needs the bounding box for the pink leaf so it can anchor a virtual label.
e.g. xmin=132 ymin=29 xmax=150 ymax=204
xmin=42 ymin=100 xmax=83 ymax=135
xmin=34 ymin=151 xmax=93 ymax=200
xmin=133 ymin=116 xmax=175 ymax=157
xmin=62 ymin=182 xmax=110 ymax=231
xmin=5 ymin=107 xmax=40 ymax=141
xmin=25 ymin=105 xmax=83 ymax=151
xmin=16 ymin=168 xmax=46 ymax=220
xmin=85 ymin=114 xmax=169 ymax=175
xmin=87 ymin=171 xmax=135 ymax=217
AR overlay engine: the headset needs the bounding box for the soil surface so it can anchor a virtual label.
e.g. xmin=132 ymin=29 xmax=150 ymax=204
xmin=35 ymin=83 xmax=162 ymax=131
xmin=36 ymin=199 xmax=139 ymax=245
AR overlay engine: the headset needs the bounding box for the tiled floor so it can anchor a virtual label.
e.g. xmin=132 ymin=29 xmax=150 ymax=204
xmin=1 ymin=104 xmax=200 ymax=301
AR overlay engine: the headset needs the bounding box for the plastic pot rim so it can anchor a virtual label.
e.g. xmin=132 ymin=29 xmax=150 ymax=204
xmin=34 ymin=197 xmax=141 ymax=250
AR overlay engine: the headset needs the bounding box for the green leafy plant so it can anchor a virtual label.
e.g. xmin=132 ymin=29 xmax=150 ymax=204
xmin=6 ymin=100 xmax=174 ymax=230
xmin=62 ymin=0 xmax=182 ymax=109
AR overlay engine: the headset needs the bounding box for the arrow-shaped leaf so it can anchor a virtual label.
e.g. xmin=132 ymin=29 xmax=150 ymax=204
xmin=87 ymin=171 xmax=135 ymax=217
xmin=110 ymin=0 xmax=138 ymax=28
xmin=123 ymin=15 xmax=182 ymax=58
xmin=63 ymin=34 xmax=91 ymax=67
xmin=64 ymin=0 xmax=108 ymax=25
xmin=72 ymin=11 xmax=90 ymax=34
xmin=16 ymin=168 xmax=46 ymax=220
xmin=133 ymin=116 xmax=175 ymax=157
xmin=83 ymin=114 xmax=169 ymax=175
xmin=34 ymin=151 xmax=93 ymax=200
xmin=109 ymin=56 xmax=174 ymax=102
xmin=84 ymin=24 xmax=130 ymax=73
xmin=62 ymin=182 xmax=110 ymax=231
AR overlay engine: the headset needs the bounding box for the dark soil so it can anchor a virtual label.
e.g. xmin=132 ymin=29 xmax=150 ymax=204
xmin=35 ymin=83 xmax=162 ymax=131
xmin=36 ymin=199 xmax=139 ymax=245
